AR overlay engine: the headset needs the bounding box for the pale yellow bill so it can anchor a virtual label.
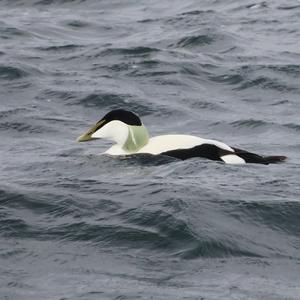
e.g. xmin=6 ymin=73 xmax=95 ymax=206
xmin=76 ymin=120 xmax=105 ymax=142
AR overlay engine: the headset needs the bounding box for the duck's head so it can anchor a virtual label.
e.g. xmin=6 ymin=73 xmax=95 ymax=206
xmin=76 ymin=109 xmax=149 ymax=152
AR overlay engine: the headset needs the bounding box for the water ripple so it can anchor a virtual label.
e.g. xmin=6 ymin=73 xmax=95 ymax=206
xmin=0 ymin=1 xmax=299 ymax=298
xmin=0 ymin=65 xmax=28 ymax=80
xmin=174 ymin=35 xmax=215 ymax=48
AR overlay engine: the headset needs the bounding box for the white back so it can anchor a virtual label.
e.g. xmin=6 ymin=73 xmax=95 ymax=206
xmin=137 ymin=134 xmax=233 ymax=155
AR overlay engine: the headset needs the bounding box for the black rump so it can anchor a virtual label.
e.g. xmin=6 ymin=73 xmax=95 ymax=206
xmin=232 ymin=147 xmax=286 ymax=164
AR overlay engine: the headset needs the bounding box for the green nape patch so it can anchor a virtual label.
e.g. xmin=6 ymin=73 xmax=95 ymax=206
xmin=123 ymin=125 xmax=149 ymax=153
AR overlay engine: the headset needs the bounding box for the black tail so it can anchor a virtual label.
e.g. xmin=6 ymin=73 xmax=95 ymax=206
xmin=233 ymin=147 xmax=287 ymax=165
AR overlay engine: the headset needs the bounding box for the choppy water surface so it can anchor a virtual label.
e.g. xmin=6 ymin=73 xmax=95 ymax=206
xmin=1 ymin=0 xmax=300 ymax=299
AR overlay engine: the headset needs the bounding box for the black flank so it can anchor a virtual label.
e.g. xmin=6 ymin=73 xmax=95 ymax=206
xmin=161 ymin=144 xmax=232 ymax=161
xmin=161 ymin=144 xmax=287 ymax=164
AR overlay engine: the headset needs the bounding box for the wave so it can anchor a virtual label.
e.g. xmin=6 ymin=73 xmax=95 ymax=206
xmin=94 ymin=46 xmax=159 ymax=58
xmin=0 ymin=108 xmax=58 ymax=134
xmin=32 ymin=0 xmax=87 ymax=5
xmin=209 ymin=73 xmax=244 ymax=85
xmin=277 ymin=4 xmax=300 ymax=10
xmin=0 ymin=121 xmax=47 ymax=134
xmin=232 ymin=120 xmax=300 ymax=133
xmin=180 ymin=10 xmax=215 ymax=16
xmin=64 ymin=20 xmax=90 ymax=28
xmin=208 ymin=64 xmax=300 ymax=91
xmin=211 ymin=119 xmax=300 ymax=134
xmin=36 ymin=44 xmax=82 ymax=52
xmin=0 ymin=190 xmax=261 ymax=258
xmin=0 ymin=108 xmax=31 ymax=118
xmin=0 ymin=24 xmax=29 ymax=39
xmin=1 ymin=181 xmax=299 ymax=260
xmin=0 ymin=65 xmax=28 ymax=80
xmin=230 ymin=119 xmax=271 ymax=129
xmin=236 ymin=77 xmax=298 ymax=92
xmin=0 ymin=1 xmax=299 ymax=298
xmin=228 ymin=200 xmax=300 ymax=237
xmin=73 ymin=92 xmax=174 ymax=118
xmin=174 ymin=35 xmax=215 ymax=48
xmin=284 ymin=123 xmax=300 ymax=132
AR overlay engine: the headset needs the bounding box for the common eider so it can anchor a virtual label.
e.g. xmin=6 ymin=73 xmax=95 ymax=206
xmin=77 ymin=109 xmax=286 ymax=165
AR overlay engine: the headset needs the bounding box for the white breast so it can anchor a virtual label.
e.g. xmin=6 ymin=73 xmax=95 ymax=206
xmin=137 ymin=134 xmax=233 ymax=154
xmin=104 ymin=145 xmax=127 ymax=155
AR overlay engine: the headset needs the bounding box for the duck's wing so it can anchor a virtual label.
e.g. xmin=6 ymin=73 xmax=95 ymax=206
xmin=161 ymin=143 xmax=245 ymax=164
xmin=138 ymin=135 xmax=233 ymax=154
xmin=138 ymin=135 xmax=244 ymax=164
xmin=162 ymin=145 xmax=286 ymax=164
xmin=138 ymin=134 xmax=286 ymax=164
xmin=161 ymin=144 xmax=228 ymax=161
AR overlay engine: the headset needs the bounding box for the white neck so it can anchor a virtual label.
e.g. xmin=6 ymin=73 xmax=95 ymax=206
xmin=91 ymin=120 xmax=149 ymax=154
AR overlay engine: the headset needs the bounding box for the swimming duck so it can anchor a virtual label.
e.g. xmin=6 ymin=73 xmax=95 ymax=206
xmin=77 ymin=109 xmax=286 ymax=164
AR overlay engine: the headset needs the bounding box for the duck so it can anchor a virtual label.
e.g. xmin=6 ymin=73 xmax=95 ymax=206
xmin=76 ymin=109 xmax=286 ymax=164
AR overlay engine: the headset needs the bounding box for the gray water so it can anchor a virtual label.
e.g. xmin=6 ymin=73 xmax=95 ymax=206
xmin=1 ymin=0 xmax=300 ymax=299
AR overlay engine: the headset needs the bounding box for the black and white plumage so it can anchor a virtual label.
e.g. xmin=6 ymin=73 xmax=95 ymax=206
xmin=77 ymin=109 xmax=286 ymax=165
